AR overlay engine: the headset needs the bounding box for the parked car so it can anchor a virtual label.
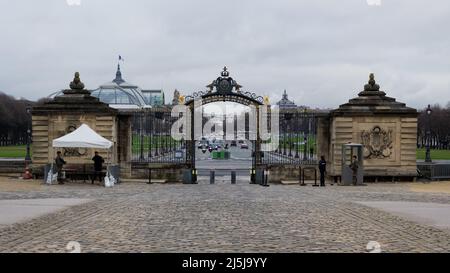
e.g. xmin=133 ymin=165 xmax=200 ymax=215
xmin=230 ymin=140 xmax=237 ymax=147
xmin=241 ymin=143 xmax=249 ymax=149
xmin=198 ymin=140 xmax=209 ymax=149
xmin=175 ymin=150 xmax=184 ymax=159
xmin=238 ymin=140 xmax=244 ymax=144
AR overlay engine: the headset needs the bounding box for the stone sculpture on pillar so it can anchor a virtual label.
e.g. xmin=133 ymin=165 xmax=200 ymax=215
xmin=364 ymin=73 xmax=380 ymax=91
xmin=69 ymin=72 xmax=85 ymax=90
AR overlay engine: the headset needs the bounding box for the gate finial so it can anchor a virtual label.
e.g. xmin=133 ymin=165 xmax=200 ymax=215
xmin=221 ymin=66 xmax=229 ymax=77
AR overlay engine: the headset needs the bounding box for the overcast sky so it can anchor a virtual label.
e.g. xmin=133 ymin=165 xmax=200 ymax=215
xmin=0 ymin=0 xmax=449 ymax=109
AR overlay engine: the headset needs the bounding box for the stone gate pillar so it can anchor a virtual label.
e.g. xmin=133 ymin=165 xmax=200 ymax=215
xmin=31 ymin=72 xmax=119 ymax=176
xmin=328 ymin=74 xmax=418 ymax=180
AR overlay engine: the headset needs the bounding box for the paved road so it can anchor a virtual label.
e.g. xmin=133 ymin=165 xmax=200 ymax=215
xmin=357 ymin=201 xmax=450 ymax=232
xmin=195 ymin=143 xmax=253 ymax=172
xmin=0 ymin=198 xmax=91 ymax=227
xmin=0 ymin=181 xmax=449 ymax=253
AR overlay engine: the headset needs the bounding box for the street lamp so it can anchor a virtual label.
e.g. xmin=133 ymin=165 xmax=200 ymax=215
xmin=425 ymin=104 xmax=432 ymax=163
xmin=25 ymin=105 xmax=32 ymax=162
xmin=303 ymin=136 xmax=307 ymax=161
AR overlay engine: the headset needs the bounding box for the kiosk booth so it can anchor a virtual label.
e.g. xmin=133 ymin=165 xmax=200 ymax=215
xmin=341 ymin=143 xmax=364 ymax=186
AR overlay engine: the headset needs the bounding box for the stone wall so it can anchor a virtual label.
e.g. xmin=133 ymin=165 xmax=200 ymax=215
xmin=328 ymin=116 xmax=417 ymax=177
xmin=131 ymin=165 xmax=185 ymax=182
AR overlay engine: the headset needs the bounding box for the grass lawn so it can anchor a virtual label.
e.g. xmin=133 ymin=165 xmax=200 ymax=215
xmin=0 ymin=145 xmax=29 ymax=158
xmin=417 ymin=148 xmax=450 ymax=160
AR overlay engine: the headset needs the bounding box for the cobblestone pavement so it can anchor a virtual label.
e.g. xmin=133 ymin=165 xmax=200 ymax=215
xmin=0 ymin=180 xmax=449 ymax=253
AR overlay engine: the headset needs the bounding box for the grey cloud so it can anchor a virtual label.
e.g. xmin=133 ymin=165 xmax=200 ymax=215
xmin=0 ymin=0 xmax=449 ymax=109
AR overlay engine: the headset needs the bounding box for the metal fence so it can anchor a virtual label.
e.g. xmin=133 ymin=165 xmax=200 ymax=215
xmin=418 ymin=163 xmax=450 ymax=180
xmin=262 ymin=110 xmax=317 ymax=166
xmin=131 ymin=109 xmax=188 ymax=164
xmin=0 ymin=135 xmax=28 ymax=146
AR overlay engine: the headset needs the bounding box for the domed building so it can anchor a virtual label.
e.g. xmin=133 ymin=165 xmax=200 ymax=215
xmin=48 ymin=64 xmax=164 ymax=110
xmin=90 ymin=64 xmax=149 ymax=110
xmin=276 ymin=90 xmax=297 ymax=109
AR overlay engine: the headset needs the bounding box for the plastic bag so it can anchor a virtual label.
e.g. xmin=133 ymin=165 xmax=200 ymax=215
xmin=46 ymin=170 xmax=57 ymax=185
xmin=104 ymin=173 xmax=114 ymax=187
xmin=108 ymin=173 xmax=116 ymax=185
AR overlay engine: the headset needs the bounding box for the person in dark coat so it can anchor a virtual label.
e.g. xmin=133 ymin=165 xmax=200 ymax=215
xmin=350 ymin=155 xmax=359 ymax=185
xmin=91 ymin=151 xmax=105 ymax=184
xmin=55 ymin=151 xmax=66 ymax=184
xmin=318 ymin=155 xmax=327 ymax=187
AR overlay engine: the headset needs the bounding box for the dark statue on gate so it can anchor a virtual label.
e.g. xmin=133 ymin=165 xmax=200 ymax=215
xmin=184 ymin=66 xmax=264 ymax=105
xmin=206 ymin=66 xmax=243 ymax=94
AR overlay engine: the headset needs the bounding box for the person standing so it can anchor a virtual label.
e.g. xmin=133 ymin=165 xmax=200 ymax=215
xmin=319 ymin=156 xmax=327 ymax=187
xmin=350 ymin=155 xmax=359 ymax=185
xmin=55 ymin=151 xmax=66 ymax=184
xmin=91 ymin=151 xmax=105 ymax=184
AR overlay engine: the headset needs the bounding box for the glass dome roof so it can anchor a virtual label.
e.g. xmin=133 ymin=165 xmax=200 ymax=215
xmin=90 ymin=64 xmax=149 ymax=109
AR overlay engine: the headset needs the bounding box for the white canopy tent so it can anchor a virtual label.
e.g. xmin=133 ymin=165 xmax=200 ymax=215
xmin=52 ymin=124 xmax=113 ymax=149
xmin=48 ymin=124 xmax=115 ymax=186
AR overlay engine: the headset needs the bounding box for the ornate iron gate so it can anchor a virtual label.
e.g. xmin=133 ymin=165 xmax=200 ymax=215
xmin=131 ymin=68 xmax=318 ymax=184
xmin=132 ymin=107 xmax=188 ymax=165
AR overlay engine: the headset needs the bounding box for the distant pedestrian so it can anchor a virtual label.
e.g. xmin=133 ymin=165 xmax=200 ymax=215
xmin=319 ymin=156 xmax=326 ymax=187
xmin=55 ymin=151 xmax=66 ymax=184
xmin=91 ymin=151 xmax=105 ymax=184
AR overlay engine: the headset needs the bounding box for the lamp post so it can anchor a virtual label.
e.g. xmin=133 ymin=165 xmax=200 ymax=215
xmin=25 ymin=105 xmax=32 ymax=162
xmin=425 ymin=104 xmax=432 ymax=163
xmin=303 ymin=136 xmax=307 ymax=161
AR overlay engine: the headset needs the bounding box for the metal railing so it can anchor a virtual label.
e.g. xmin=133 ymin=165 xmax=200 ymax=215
xmin=418 ymin=163 xmax=450 ymax=180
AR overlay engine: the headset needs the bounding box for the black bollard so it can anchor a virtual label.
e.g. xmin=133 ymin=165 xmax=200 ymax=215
xmin=231 ymin=171 xmax=236 ymax=184
xmin=250 ymin=169 xmax=256 ymax=184
xmin=210 ymin=170 xmax=215 ymax=184
xmin=193 ymin=169 xmax=198 ymax=184
xmin=299 ymin=166 xmax=306 ymax=186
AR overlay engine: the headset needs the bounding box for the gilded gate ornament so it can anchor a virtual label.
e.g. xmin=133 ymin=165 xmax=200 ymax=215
xmin=361 ymin=126 xmax=393 ymax=159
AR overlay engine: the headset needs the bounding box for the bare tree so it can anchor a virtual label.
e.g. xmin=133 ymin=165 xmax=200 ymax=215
xmin=0 ymin=92 xmax=35 ymax=145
